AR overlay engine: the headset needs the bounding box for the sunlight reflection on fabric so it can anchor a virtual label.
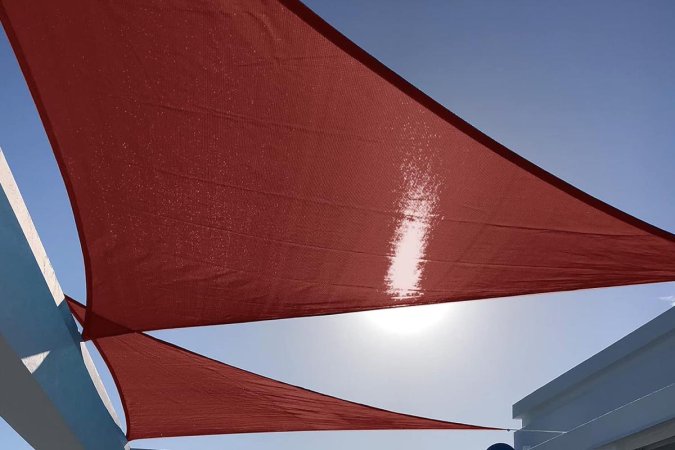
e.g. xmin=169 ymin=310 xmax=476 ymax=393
xmin=385 ymin=165 xmax=439 ymax=300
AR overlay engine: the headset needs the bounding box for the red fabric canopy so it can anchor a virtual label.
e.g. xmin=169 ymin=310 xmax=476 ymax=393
xmin=2 ymin=0 xmax=674 ymax=339
xmin=67 ymin=299 xmax=495 ymax=440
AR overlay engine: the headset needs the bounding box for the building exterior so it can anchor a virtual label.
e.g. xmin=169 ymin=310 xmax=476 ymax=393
xmin=513 ymin=305 xmax=675 ymax=450
xmin=0 ymin=150 xmax=128 ymax=449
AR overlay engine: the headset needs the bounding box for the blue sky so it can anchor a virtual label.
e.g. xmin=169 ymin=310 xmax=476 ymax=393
xmin=1 ymin=1 xmax=674 ymax=449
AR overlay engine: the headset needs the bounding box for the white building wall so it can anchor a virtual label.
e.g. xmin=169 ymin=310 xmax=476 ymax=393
xmin=513 ymin=305 xmax=675 ymax=450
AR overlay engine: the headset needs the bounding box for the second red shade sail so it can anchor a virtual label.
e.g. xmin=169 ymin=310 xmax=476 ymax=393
xmin=67 ymin=298 xmax=497 ymax=440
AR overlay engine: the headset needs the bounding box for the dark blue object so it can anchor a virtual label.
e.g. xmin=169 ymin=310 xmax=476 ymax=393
xmin=487 ymin=444 xmax=515 ymax=450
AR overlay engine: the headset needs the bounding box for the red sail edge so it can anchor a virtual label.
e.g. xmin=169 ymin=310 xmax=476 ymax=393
xmin=1 ymin=0 xmax=674 ymax=339
xmin=67 ymin=298 xmax=500 ymax=440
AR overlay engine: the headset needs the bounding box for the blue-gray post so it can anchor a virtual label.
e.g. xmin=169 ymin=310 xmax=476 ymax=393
xmin=0 ymin=149 xmax=128 ymax=450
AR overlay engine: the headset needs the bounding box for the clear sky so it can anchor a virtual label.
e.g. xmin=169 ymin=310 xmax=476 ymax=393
xmin=1 ymin=1 xmax=674 ymax=449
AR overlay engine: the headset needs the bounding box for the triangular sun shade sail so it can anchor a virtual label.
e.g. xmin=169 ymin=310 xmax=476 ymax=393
xmin=67 ymin=299 xmax=495 ymax=440
xmin=2 ymin=0 xmax=675 ymax=340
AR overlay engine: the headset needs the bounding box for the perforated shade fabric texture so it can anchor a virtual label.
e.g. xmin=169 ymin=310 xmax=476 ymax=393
xmin=67 ymin=299 xmax=495 ymax=440
xmin=2 ymin=0 xmax=675 ymax=340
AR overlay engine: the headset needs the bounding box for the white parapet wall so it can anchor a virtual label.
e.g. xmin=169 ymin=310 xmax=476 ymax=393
xmin=513 ymin=303 xmax=675 ymax=450
xmin=0 ymin=149 xmax=128 ymax=449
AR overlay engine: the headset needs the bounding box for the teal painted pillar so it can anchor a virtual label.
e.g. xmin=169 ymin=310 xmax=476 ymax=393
xmin=0 ymin=149 xmax=128 ymax=450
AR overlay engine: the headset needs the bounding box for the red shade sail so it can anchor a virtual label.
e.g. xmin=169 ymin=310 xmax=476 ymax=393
xmin=2 ymin=0 xmax=675 ymax=339
xmin=67 ymin=299 xmax=495 ymax=440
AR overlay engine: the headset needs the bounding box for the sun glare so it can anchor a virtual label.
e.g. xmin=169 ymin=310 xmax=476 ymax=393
xmin=365 ymin=305 xmax=449 ymax=335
